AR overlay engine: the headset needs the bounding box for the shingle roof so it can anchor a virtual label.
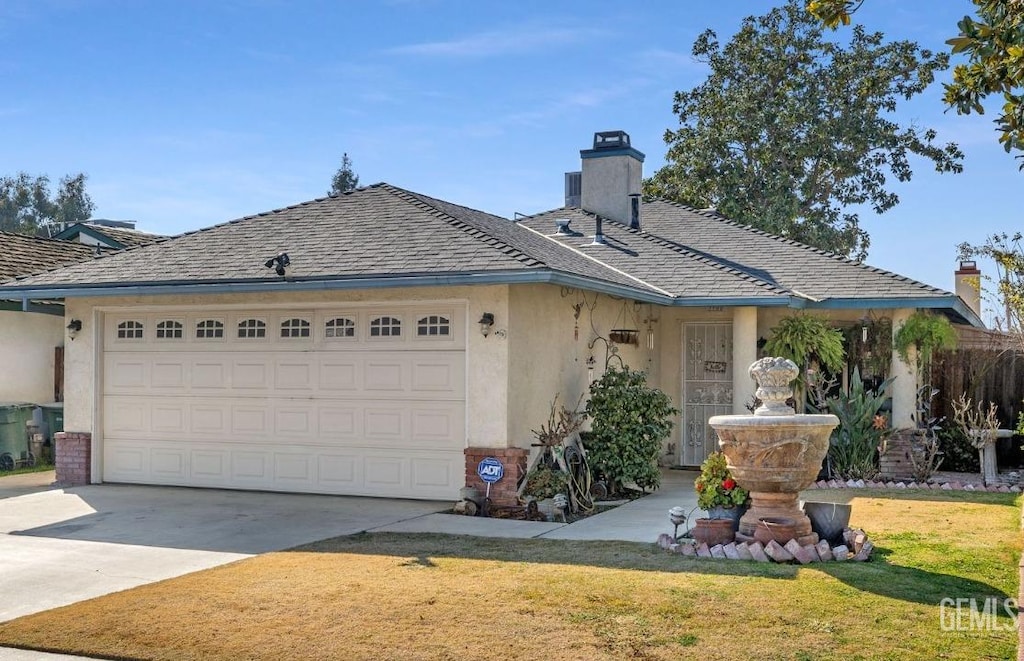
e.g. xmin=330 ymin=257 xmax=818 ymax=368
xmin=637 ymin=200 xmax=951 ymax=303
xmin=0 ymin=232 xmax=99 ymax=281
xmin=0 ymin=185 xmax=975 ymax=324
xmin=6 ymin=184 xmax=657 ymax=294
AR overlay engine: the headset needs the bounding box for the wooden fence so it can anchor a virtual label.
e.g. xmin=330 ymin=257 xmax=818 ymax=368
xmin=930 ymin=348 xmax=1023 ymax=432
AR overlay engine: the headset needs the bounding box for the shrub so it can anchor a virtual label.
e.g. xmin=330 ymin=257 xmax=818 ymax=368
xmin=825 ymin=368 xmax=893 ymax=480
xmin=936 ymin=427 xmax=980 ymax=473
xmin=585 ymin=367 xmax=678 ymax=493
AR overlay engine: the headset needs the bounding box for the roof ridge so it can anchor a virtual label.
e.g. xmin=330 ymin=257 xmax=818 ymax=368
xmin=648 ymin=198 xmax=948 ymax=295
xmin=378 ymin=184 xmax=546 ymax=269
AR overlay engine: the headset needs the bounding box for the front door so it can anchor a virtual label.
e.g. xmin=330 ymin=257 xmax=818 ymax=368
xmin=681 ymin=323 xmax=733 ymax=466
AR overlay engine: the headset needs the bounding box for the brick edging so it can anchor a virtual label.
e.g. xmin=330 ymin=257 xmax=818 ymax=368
xmin=807 ymin=478 xmax=1020 ymax=493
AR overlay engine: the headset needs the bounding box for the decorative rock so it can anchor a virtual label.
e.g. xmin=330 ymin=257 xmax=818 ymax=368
xmin=828 ymin=479 xmax=841 ymax=489
xmin=1012 ymin=486 xmax=1022 ymax=493
xmin=853 ymin=540 xmax=874 ymax=561
xmin=669 ymin=543 xmax=679 ymax=553
xmin=696 ymin=543 xmax=712 ymax=558
xmin=816 ymin=540 xmax=833 ymax=561
xmin=765 ymin=539 xmax=794 ymax=562
xmin=931 ymin=483 xmax=942 ymax=490
xmin=895 ymin=482 xmax=907 ymax=489
xmin=964 ymin=484 xmax=976 ymax=491
xmin=723 ymin=542 xmax=740 ymax=560
xmin=784 ymin=539 xmax=816 ymax=564
xmin=905 ymin=482 xmax=917 ymax=489
xmin=736 ymin=542 xmax=753 ymax=561
xmin=998 ymin=486 xmax=1011 ymax=493
xmin=854 ymin=479 xmax=865 ymax=488
xmin=940 ymin=483 xmax=952 ymax=490
xmin=885 ymin=481 xmax=897 ymax=488
xmin=845 ymin=479 xmax=858 ymax=488
xmin=950 ymin=482 xmax=962 ymax=490
xmin=679 ymin=542 xmax=697 ymax=557
xmin=710 ymin=544 xmax=726 ymax=559
xmin=816 ymin=480 xmax=828 ymax=488
xmin=657 ymin=533 xmax=675 ymax=550
xmin=833 ymin=544 xmax=849 ymax=561
xmin=748 ymin=541 xmax=770 ymax=562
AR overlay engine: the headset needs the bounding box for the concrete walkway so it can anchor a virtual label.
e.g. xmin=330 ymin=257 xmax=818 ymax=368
xmin=373 ymin=468 xmax=700 ymax=542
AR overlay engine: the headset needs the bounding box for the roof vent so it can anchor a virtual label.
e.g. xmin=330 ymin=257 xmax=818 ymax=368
xmin=554 ymin=218 xmax=572 ymax=235
xmin=592 ymin=216 xmax=607 ymax=246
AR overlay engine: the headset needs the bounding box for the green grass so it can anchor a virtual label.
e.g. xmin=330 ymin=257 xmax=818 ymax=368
xmin=0 ymin=490 xmax=1018 ymax=660
xmin=0 ymin=462 xmax=54 ymax=477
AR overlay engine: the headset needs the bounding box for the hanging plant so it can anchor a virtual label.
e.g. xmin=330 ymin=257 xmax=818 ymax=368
xmin=841 ymin=316 xmax=892 ymax=380
xmin=893 ymin=311 xmax=957 ymax=380
xmin=764 ymin=313 xmax=845 ymax=410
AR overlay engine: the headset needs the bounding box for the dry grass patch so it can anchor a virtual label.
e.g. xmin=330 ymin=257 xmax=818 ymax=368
xmin=0 ymin=491 xmax=1018 ymax=661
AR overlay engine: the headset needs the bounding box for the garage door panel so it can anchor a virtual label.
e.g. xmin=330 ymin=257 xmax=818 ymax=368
xmin=103 ymin=305 xmax=467 ymax=499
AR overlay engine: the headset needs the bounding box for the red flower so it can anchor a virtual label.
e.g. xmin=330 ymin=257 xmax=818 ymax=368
xmin=696 ymin=482 xmax=705 ymax=492
xmin=722 ymin=478 xmax=736 ymax=491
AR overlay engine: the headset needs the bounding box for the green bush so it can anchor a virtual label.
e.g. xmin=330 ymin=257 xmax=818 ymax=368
xmin=826 ymin=368 xmax=893 ymax=480
xmin=585 ymin=367 xmax=678 ymax=493
xmin=936 ymin=426 xmax=980 ymax=473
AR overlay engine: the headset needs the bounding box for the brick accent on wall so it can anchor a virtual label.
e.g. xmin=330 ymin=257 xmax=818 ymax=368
xmin=54 ymin=431 xmax=91 ymax=487
xmin=464 ymin=447 xmax=528 ymax=507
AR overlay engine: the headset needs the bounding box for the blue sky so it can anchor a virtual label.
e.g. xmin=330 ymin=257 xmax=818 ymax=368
xmin=2 ymin=1 xmax=1019 ymax=320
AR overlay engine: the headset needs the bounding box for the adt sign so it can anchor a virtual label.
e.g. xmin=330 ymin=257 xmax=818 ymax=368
xmin=477 ymin=457 xmax=504 ymax=484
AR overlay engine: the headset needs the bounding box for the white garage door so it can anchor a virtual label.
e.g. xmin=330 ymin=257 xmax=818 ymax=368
xmin=101 ymin=305 xmax=466 ymax=499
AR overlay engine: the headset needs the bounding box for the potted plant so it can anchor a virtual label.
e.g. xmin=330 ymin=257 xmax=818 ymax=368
xmin=694 ymin=452 xmax=749 ymax=530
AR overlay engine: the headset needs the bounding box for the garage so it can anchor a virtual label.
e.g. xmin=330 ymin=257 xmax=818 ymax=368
xmin=100 ymin=304 xmax=466 ymax=499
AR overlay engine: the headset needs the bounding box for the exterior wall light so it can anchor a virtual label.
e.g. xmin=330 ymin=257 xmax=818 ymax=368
xmin=478 ymin=312 xmax=495 ymax=337
xmin=66 ymin=319 xmax=82 ymax=340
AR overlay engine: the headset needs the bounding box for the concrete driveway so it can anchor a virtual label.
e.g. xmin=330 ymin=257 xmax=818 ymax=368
xmin=0 ymin=472 xmax=445 ymax=622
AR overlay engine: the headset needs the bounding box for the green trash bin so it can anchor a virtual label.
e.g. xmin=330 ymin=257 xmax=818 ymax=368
xmin=39 ymin=402 xmax=64 ymax=465
xmin=0 ymin=402 xmax=36 ymax=471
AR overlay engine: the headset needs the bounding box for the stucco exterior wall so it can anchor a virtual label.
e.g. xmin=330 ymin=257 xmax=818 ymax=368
xmin=0 ymin=310 xmax=64 ymax=404
xmin=62 ymin=285 xmax=512 ymax=458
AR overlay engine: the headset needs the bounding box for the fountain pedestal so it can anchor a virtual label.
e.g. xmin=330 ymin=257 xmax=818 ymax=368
xmin=709 ymin=357 xmax=839 ymax=546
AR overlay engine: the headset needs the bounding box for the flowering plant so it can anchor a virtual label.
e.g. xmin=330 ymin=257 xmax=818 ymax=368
xmin=695 ymin=452 xmax=749 ymax=511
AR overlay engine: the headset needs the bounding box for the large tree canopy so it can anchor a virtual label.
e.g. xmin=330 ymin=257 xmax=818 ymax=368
xmin=810 ymin=0 xmax=1024 ymax=167
xmin=959 ymin=232 xmax=1024 ymax=346
xmin=646 ymin=0 xmax=963 ymax=261
xmin=0 ymin=172 xmax=95 ymax=235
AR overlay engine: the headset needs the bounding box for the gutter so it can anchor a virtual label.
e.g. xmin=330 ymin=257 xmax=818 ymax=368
xmin=0 ymin=270 xmax=981 ymax=326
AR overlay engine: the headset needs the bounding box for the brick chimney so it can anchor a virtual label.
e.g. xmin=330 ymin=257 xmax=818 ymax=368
xmin=577 ymin=131 xmax=644 ymax=227
xmin=955 ymin=260 xmax=982 ymax=319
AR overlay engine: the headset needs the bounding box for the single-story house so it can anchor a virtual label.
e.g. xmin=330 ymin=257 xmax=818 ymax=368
xmin=0 ymin=232 xmax=100 ymax=403
xmin=0 ymin=131 xmax=983 ymax=502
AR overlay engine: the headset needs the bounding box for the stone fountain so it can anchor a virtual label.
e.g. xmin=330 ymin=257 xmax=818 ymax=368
xmin=709 ymin=357 xmax=839 ymax=545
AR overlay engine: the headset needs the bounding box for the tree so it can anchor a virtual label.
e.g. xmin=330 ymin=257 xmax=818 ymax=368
xmin=328 ymin=153 xmax=360 ymax=196
xmin=0 ymin=172 xmax=95 ymax=235
xmin=809 ymin=0 xmax=1024 ymax=168
xmin=646 ymin=0 xmax=963 ymax=261
xmin=958 ymin=232 xmax=1024 ymax=348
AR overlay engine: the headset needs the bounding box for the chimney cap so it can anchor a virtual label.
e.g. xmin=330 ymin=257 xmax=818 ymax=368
xmin=957 ymin=260 xmax=979 ymax=272
xmin=593 ymin=130 xmax=630 ymax=150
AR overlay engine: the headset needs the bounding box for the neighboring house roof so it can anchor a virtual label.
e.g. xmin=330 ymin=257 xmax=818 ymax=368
xmin=54 ymin=222 xmax=163 ymax=249
xmin=0 ymin=184 xmax=983 ymax=327
xmin=0 ymin=231 xmax=98 ymax=281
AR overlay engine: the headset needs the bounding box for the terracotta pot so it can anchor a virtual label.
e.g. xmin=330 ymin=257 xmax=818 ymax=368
xmin=752 ymin=516 xmax=797 ymax=545
xmin=692 ymin=518 xmax=735 ymax=546
xmin=707 ymin=505 xmax=748 ymax=532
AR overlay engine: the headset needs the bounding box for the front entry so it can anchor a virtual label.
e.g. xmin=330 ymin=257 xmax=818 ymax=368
xmin=681 ymin=323 xmax=733 ymax=466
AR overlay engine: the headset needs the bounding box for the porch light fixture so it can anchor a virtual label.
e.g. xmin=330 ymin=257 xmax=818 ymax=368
xmin=478 ymin=312 xmax=495 ymax=337
xmin=264 ymin=252 xmax=291 ymax=276
xmin=66 ymin=319 xmax=82 ymax=340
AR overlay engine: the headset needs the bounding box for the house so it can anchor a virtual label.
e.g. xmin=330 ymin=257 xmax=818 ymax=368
xmin=0 ymin=131 xmax=983 ymax=502
xmin=53 ymin=219 xmax=163 ymax=250
xmin=0 ymin=232 xmax=98 ymax=403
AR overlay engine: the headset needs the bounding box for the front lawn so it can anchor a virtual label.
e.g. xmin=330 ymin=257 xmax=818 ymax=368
xmin=0 ymin=491 xmax=1018 ymax=660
